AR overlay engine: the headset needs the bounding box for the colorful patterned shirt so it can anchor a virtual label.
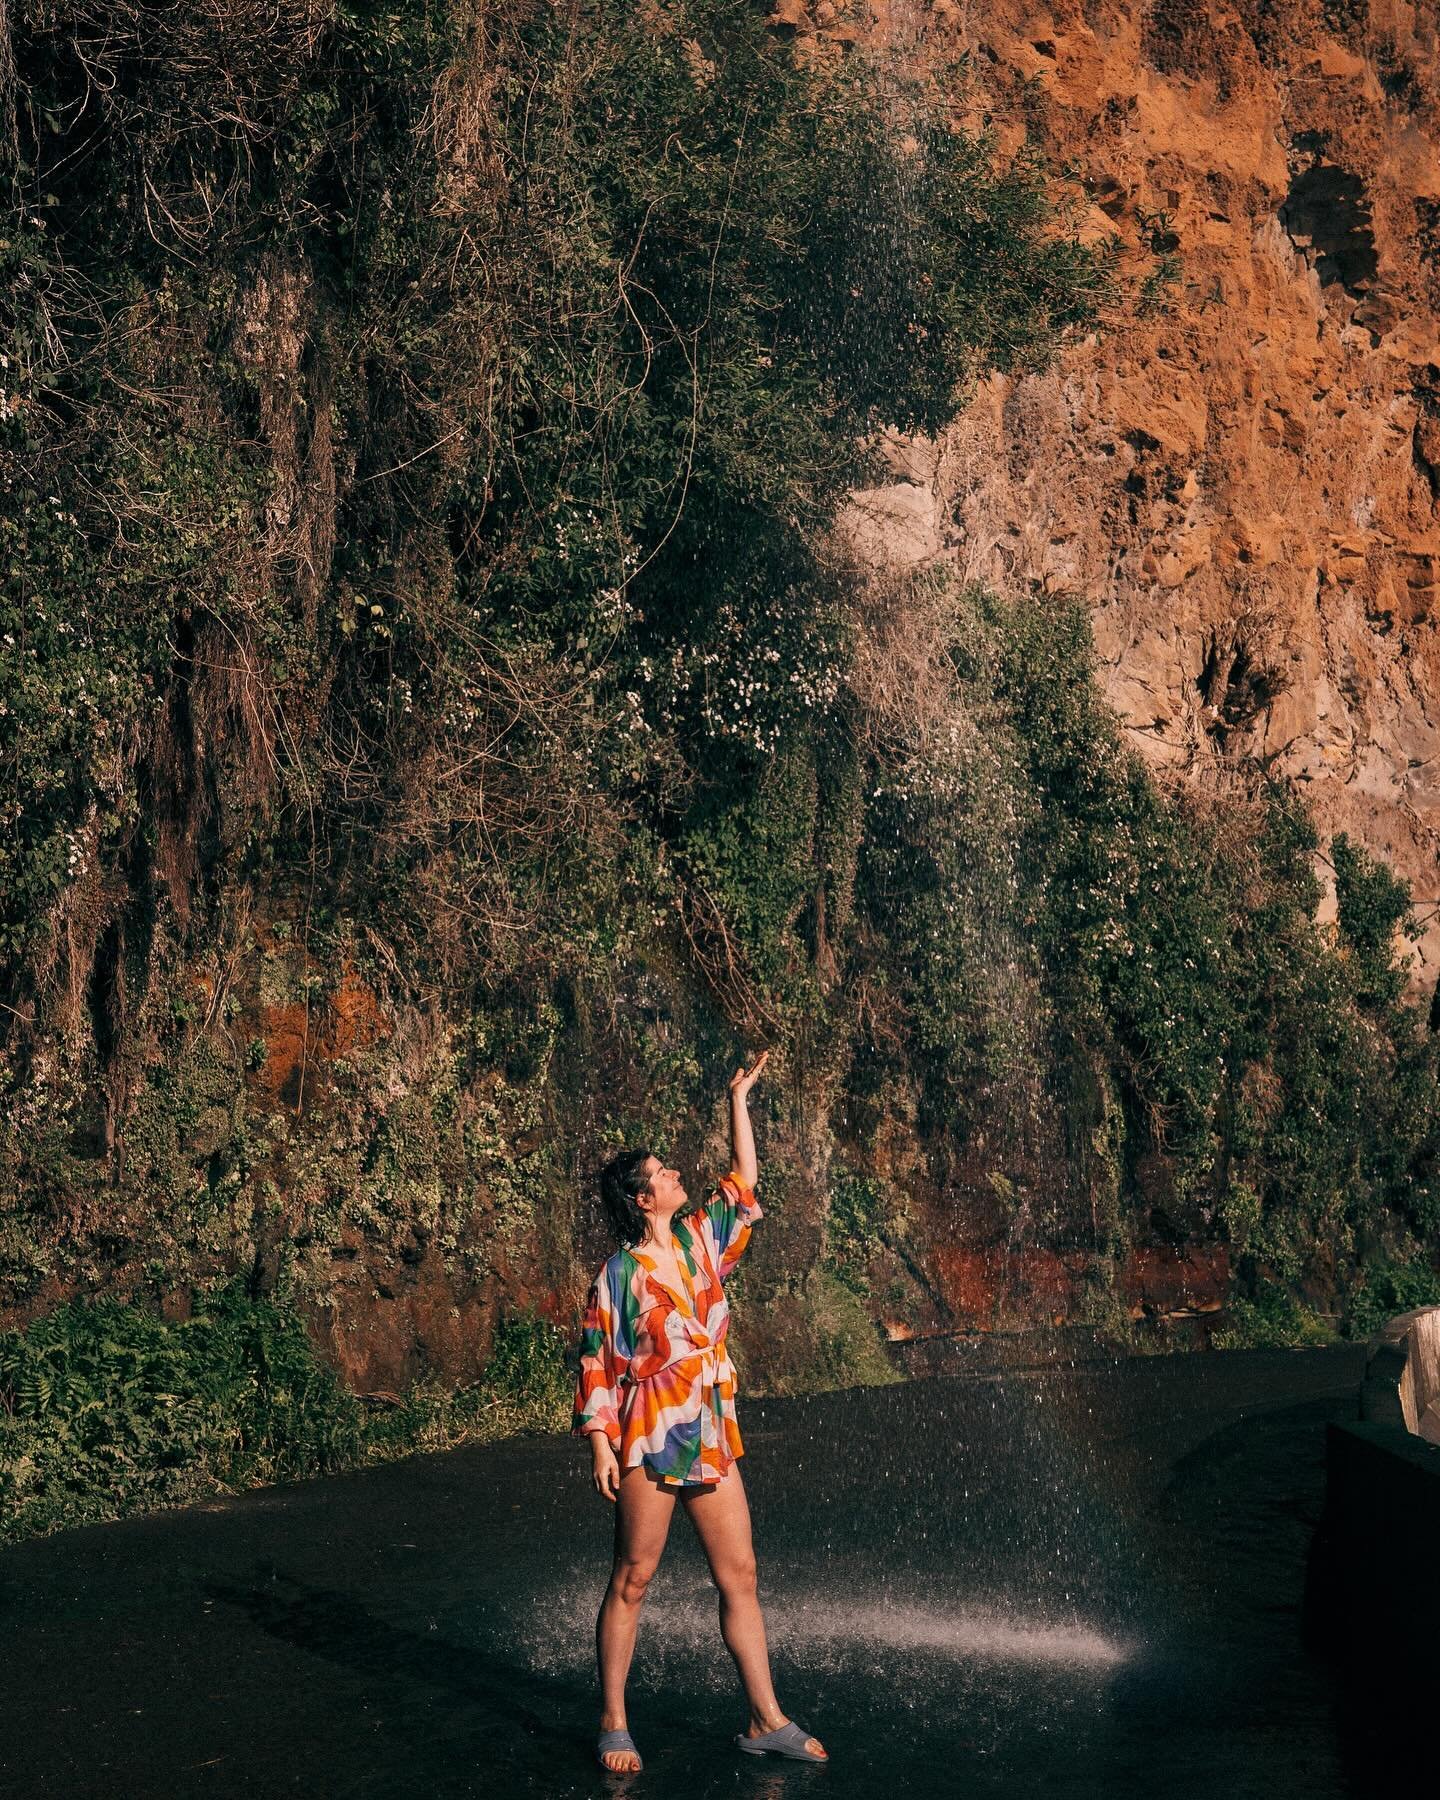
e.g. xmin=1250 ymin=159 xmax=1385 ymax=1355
xmin=572 ymin=1171 xmax=763 ymax=1487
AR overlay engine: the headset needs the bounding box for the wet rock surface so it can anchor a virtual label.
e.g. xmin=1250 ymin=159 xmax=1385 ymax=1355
xmin=0 ymin=1347 xmax=1385 ymax=1799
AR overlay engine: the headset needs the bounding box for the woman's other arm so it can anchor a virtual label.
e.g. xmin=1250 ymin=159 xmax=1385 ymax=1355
xmin=573 ymin=1271 xmax=629 ymax=1500
xmin=587 ymin=1424 xmax=621 ymax=1503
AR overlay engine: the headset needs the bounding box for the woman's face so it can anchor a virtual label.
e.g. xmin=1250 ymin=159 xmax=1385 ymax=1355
xmin=640 ymin=1154 xmax=688 ymax=1222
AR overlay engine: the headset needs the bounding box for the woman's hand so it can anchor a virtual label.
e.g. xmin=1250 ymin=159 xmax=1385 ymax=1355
xmin=590 ymin=1432 xmax=621 ymax=1503
xmin=728 ymin=1049 xmax=769 ymax=1098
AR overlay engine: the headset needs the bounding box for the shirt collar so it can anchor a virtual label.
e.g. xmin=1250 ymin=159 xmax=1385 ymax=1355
xmin=631 ymin=1229 xmax=697 ymax=1312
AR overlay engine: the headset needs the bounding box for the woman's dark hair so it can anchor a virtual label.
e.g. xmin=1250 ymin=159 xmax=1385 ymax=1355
xmin=598 ymin=1148 xmax=655 ymax=1247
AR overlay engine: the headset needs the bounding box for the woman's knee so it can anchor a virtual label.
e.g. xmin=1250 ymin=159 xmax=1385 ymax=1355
xmin=713 ymin=1552 xmax=758 ymax=1598
xmin=609 ymin=1556 xmax=660 ymax=1607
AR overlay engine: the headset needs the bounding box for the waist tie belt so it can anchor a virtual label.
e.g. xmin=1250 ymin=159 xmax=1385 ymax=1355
xmin=653 ymin=1335 xmax=731 ymax=1396
xmin=647 ymin=1333 xmax=738 ymax=1487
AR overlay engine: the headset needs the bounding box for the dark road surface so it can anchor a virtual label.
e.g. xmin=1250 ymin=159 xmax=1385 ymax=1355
xmin=1 ymin=1347 xmax=1382 ymax=1799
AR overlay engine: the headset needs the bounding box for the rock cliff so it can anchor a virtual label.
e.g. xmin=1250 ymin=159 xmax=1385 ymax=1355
xmin=6 ymin=0 xmax=1435 ymax=1409
xmin=835 ymin=0 xmax=1440 ymax=981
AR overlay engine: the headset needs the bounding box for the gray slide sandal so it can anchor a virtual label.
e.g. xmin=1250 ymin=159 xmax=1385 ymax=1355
xmin=735 ymin=1720 xmax=828 ymax=1763
xmin=597 ymin=1728 xmax=642 ymax=1772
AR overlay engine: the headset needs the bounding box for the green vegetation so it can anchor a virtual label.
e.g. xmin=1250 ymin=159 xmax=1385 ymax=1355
xmin=0 ymin=1286 xmax=568 ymax=1544
xmin=0 ymin=0 xmax=1116 ymax=1263
xmin=919 ymin=585 xmax=1440 ymax=1321
xmin=1343 ymin=1256 xmax=1440 ymax=1341
xmin=1 ymin=0 xmax=1115 ymax=1021
xmin=823 ymin=1167 xmax=892 ymax=1297
xmin=1210 ymin=1284 xmax=1335 ymax=1351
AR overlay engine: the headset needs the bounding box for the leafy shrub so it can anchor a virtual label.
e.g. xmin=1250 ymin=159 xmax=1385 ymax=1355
xmin=1332 ymin=831 xmax=1416 ymax=1009
xmin=987 ymin=595 xmax=1438 ymax=1271
xmin=0 ymin=1283 xmax=363 ymax=1543
xmin=2 ymin=0 xmax=1118 ymax=1017
xmin=476 ymin=1309 xmax=572 ymax=1418
xmin=1211 ymin=1285 xmax=1336 ymax=1350
xmin=823 ymin=1166 xmax=891 ymax=1296
xmin=0 ymin=1288 xmax=572 ymax=1544
xmin=1344 ymin=1258 xmax=1440 ymax=1340
xmin=0 ymin=0 xmax=1119 ymax=1286
xmin=734 ymin=1267 xmax=902 ymax=1397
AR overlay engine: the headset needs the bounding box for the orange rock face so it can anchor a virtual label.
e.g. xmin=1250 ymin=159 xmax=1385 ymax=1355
xmin=831 ymin=0 xmax=1440 ymax=978
xmin=253 ymin=966 xmax=391 ymax=1108
xmin=931 ymin=1241 xmax=1230 ymax=1328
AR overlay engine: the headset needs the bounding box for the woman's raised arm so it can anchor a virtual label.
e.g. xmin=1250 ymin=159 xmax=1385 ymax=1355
xmin=727 ymin=1050 xmax=768 ymax=1188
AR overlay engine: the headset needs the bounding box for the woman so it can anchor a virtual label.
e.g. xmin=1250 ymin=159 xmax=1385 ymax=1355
xmin=573 ymin=1050 xmax=828 ymax=1774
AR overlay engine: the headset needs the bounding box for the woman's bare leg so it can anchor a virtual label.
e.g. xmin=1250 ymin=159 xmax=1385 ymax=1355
xmin=682 ymin=1464 xmax=827 ymax=1759
xmin=596 ymin=1466 xmax=676 ymax=1772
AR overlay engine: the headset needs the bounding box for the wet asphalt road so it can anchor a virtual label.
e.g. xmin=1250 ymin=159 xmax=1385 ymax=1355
xmin=0 ymin=1347 xmax=1380 ymax=1799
